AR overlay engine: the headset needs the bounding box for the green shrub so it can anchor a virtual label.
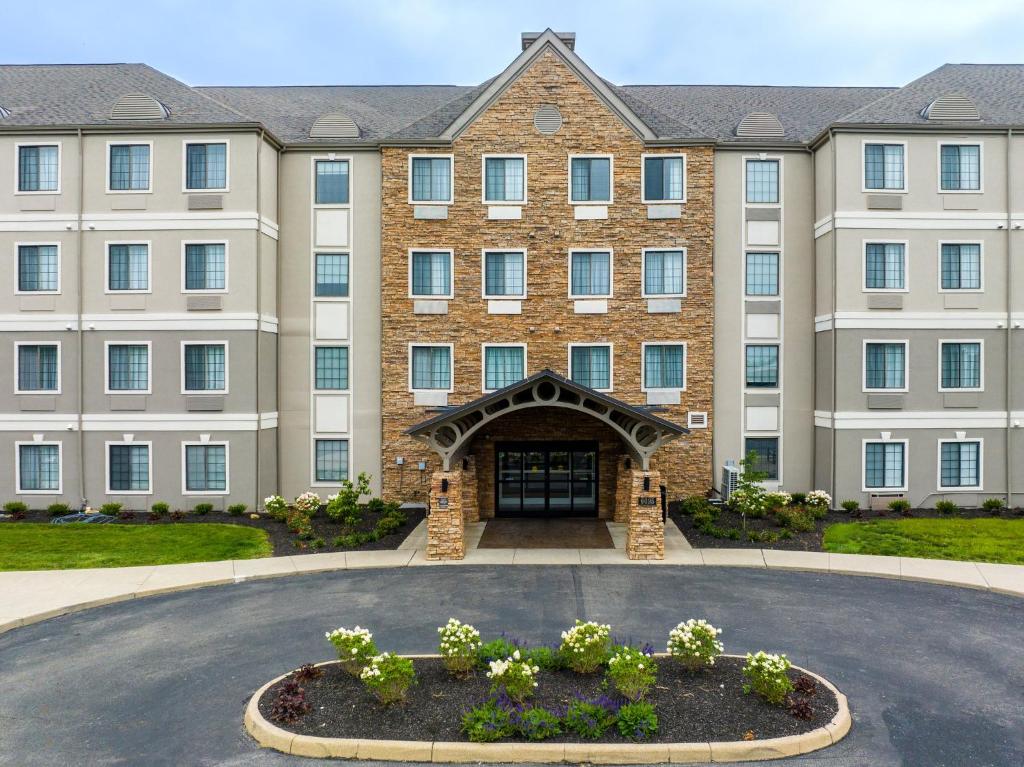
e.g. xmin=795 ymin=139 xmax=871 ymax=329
xmin=679 ymin=495 xmax=712 ymax=516
xmin=192 ymin=502 xmax=214 ymax=516
xmin=667 ymin=619 xmax=723 ymax=671
xmin=478 ymin=637 xmax=520 ymax=666
xmin=149 ymin=501 xmax=169 ymax=516
xmin=366 ymin=497 xmax=386 ymax=515
xmin=227 ymin=503 xmax=247 ymax=516
xmin=3 ymin=501 xmax=28 ymax=515
xmin=728 ymin=451 xmax=772 ymax=518
xmin=325 ymin=472 xmax=372 ymax=525
xmin=887 ymin=499 xmax=911 ymax=514
xmin=789 ymin=492 xmax=807 ymax=506
xmin=513 ymin=706 xmax=561 ymax=741
xmin=462 ymin=699 xmax=514 ymax=742
xmin=841 ymin=499 xmax=860 ymax=513
xmin=359 ymin=652 xmax=415 ymax=704
xmin=438 ymin=618 xmax=482 ymax=677
xmin=325 ymin=626 xmax=377 ymax=675
xmin=100 ymin=502 xmax=123 ymax=516
xmin=775 ymin=506 xmax=815 ymax=532
xmin=47 ymin=503 xmax=72 ymax=517
xmin=263 ymin=495 xmax=289 ymax=521
xmin=485 ymin=651 xmax=539 ymax=702
xmin=616 ymin=701 xmax=658 ymax=741
xmin=375 ymin=515 xmax=403 ymax=537
xmin=563 ymin=696 xmax=617 ymax=739
xmin=935 ymin=500 xmax=959 ymax=515
xmin=523 ymin=646 xmax=562 ymax=672
xmin=309 ymin=537 xmax=325 ymax=549
xmin=742 ymin=651 xmax=793 ymax=705
xmin=559 ymin=620 xmax=611 ymax=674
xmin=982 ymin=497 xmax=1006 ymax=513
xmin=606 ymin=646 xmax=656 ymax=701
xmin=747 ymin=529 xmax=780 ymax=543
xmin=333 ymin=531 xmax=377 ymax=548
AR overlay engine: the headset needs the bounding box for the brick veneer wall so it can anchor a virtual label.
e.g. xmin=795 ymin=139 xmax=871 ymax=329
xmin=380 ymin=49 xmax=714 ymax=505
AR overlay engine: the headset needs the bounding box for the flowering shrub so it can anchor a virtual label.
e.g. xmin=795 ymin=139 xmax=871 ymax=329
xmin=742 ymin=651 xmax=794 ymax=705
xmin=264 ymin=495 xmax=288 ymax=521
xmin=293 ymin=491 xmax=321 ymax=516
xmin=486 ymin=650 xmax=539 ymax=702
xmin=606 ymin=646 xmax=656 ymax=701
xmin=805 ymin=490 xmax=831 ymax=510
xmin=616 ymin=700 xmax=658 ymax=741
xmin=667 ymin=618 xmax=723 ymax=671
xmin=563 ymin=695 xmax=620 ymax=739
xmin=512 ymin=706 xmax=562 ymax=741
xmin=325 ymin=472 xmax=372 ymax=525
xmin=287 ymin=510 xmax=314 ymax=539
xmin=764 ymin=491 xmax=792 ymax=510
xmin=325 ymin=626 xmax=378 ymax=675
xmin=559 ymin=620 xmax=611 ymax=673
xmin=438 ymin=618 xmax=481 ymax=676
xmin=461 ymin=698 xmax=514 ymax=742
xmin=360 ymin=652 xmax=416 ymax=704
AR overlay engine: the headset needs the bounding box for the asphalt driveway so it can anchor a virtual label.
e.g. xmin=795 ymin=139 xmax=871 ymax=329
xmin=0 ymin=565 xmax=1021 ymax=766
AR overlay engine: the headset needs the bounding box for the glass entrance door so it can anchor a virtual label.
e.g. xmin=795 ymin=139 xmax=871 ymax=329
xmin=495 ymin=442 xmax=598 ymax=517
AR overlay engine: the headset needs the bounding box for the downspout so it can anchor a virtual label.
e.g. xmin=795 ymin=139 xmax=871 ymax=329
xmin=255 ymin=130 xmax=264 ymax=510
xmin=829 ymin=129 xmax=838 ymax=502
xmin=1006 ymin=128 xmax=1014 ymax=506
xmin=809 ymin=145 xmax=817 ymax=488
xmin=76 ymin=128 xmax=85 ymax=506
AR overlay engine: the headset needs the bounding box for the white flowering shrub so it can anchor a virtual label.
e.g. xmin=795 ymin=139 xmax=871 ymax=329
xmin=263 ymin=494 xmax=288 ymax=521
xmin=360 ymin=652 xmax=416 ymax=704
xmin=325 ymin=626 xmax=378 ymax=675
xmin=486 ymin=650 xmax=540 ymax=702
xmin=559 ymin=620 xmax=611 ymax=673
xmin=742 ymin=651 xmax=793 ymax=705
xmin=805 ymin=490 xmax=832 ymax=510
xmin=293 ymin=491 xmax=321 ymax=516
xmin=667 ymin=619 xmax=724 ymax=671
xmin=728 ymin=487 xmax=772 ymax=518
xmin=764 ymin=491 xmax=792 ymax=510
xmin=437 ymin=618 xmax=481 ymax=677
xmin=606 ymin=646 xmax=656 ymax=701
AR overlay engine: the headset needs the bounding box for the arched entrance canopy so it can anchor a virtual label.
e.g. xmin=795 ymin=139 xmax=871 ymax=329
xmin=405 ymin=369 xmax=687 ymax=471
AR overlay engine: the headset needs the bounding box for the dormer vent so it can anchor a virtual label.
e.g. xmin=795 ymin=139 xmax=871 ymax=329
xmin=110 ymin=93 xmax=170 ymax=121
xmin=922 ymin=93 xmax=980 ymax=121
xmin=309 ymin=113 xmax=360 ymax=139
xmin=735 ymin=112 xmax=785 ymax=138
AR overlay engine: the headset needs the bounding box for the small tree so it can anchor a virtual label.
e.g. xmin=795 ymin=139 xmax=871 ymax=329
xmin=729 ymin=451 xmax=770 ymax=530
xmin=325 ymin=472 xmax=373 ymax=525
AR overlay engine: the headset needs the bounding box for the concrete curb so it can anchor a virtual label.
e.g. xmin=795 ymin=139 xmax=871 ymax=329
xmin=244 ymin=655 xmax=851 ymax=763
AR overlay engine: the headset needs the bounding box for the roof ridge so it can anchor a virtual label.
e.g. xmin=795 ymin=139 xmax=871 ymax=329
xmin=196 ymin=83 xmax=470 ymax=90
xmin=623 ymin=83 xmax=898 ymax=90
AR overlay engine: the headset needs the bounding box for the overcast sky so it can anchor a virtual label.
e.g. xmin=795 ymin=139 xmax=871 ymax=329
xmin=5 ymin=0 xmax=1023 ymax=87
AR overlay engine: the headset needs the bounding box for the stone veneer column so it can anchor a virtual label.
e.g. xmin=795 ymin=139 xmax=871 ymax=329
xmin=461 ymin=457 xmax=479 ymax=524
xmin=626 ymin=469 xmax=664 ymax=560
xmin=614 ymin=457 xmax=633 ymax=523
xmin=427 ymin=470 xmax=465 ymax=560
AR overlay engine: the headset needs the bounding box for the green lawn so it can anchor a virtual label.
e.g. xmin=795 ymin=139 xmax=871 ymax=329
xmin=0 ymin=523 xmax=272 ymax=570
xmin=823 ymin=517 xmax=1024 ymax=564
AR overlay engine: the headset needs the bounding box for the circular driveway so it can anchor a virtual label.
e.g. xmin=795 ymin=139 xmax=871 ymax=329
xmin=0 ymin=565 xmax=1021 ymax=766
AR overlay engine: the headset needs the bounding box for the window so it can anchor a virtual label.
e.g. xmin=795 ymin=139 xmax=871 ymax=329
xmin=184 ymin=243 xmax=226 ymax=291
xmin=18 ymin=145 xmax=59 ymax=192
xmin=940 ymin=243 xmax=981 ymax=290
xmin=315 ymin=160 xmax=349 ymax=204
xmin=483 ymin=345 xmax=525 ymax=390
xmin=744 ymin=437 xmax=779 ymax=480
xmin=864 ymin=143 xmax=905 ymax=191
xmin=940 ymin=144 xmax=981 ymax=191
xmin=569 ymin=345 xmax=612 ymax=391
xmin=16 ymin=344 xmax=59 ymax=392
xmin=315 ymin=439 xmax=349 ymax=483
xmin=185 ymin=142 xmax=227 ymax=190
xmin=643 ymin=250 xmax=685 ymax=297
xmin=940 ymin=441 xmax=981 ymax=489
xmin=570 ymin=156 xmax=612 ymax=203
xmin=315 ymin=346 xmax=349 ymax=390
xmin=315 ymin=253 xmax=349 ymax=297
xmin=410 ymin=156 xmax=452 ymax=203
xmin=940 ymin=341 xmax=982 ymax=390
xmin=17 ymin=443 xmax=60 ymax=493
xmin=745 ymin=252 xmax=779 ymax=296
xmin=864 ymin=242 xmax=906 ymax=290
xmin=745 ymin=159 xmax=779 ymax=203
xmin=483 ymin=251 xmax=525 ymax=298
xmin=410 ymin=345 xmax=451 ymax=390
xmin=107 ymin=244 xmax=149 ymax=292
xmin=864 ymin=441 xmax=906 ymax=490
xmin=864 ymin=342 xmax=907 ymax=391
xmin=410 ymin=251 xmax=452 ymax=298
xmin=483 ymin=156 xmax=525 ymax=203
xmin=107 ymin=344 xmax=150 ymax=392
xmin=184 ymin=444 xmax=227 ymax=493
xmin=643 ymin=155 xmax=685 ymax=202
xmin=745 ymin=345 xmax=779 ymax=388
xmin=109 ymin=144 xmax=151 ymax=191
xmin=108 ymin=443 xmax=150 ymax=493
xmin=17 ymin=245 xmax=59 ymax=292
xmin=644 ymin=344 xmax=686 ymax=389
xmin=183 ymin=343 xmax=227 ymax=392
xmin=569 ymin=251 xmax=612 ymax=297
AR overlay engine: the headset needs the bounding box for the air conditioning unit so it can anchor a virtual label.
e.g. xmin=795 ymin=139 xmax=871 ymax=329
xmin=721 ymin=462 xmax=740 ymax=501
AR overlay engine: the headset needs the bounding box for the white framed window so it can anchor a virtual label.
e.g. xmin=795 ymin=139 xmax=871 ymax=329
xmin=642 ymin=342 xmax=687 ymax=391
xmin=938 ymin=241 xmax=983 ymax=292
xmin=862 ymin=240 xmax=908 ymax=292
xmin=15 ymin=441 xmax=62 ymax=494
xmin=408 ymin=154 xmax=453 ymax=204
xmin=15 ymin=242 xmax=61 ymax=294
xmin=409 ymin=344 xmax=453 ymax=392
xmin=482 ymin=250 xmax=526 ymax=299
xmin=641 ymin=248 xmax=686 ymax=297
xmin=862 ymin=439 xmax=908 ymax=492
xmin=568 ymin=154 xmax=613 ymax=204
xmin=745 ymin=158 xmax=780 ymax=204
xmin=862 ymin=141 xmax=907 ymax=192
xmin=937 ymin=438 xmax=982 ymax=491
xmin=482 ymin=343 xmax=526 ymax=392
xmin=745 ymin=436 xmax=780 ymax=481
xmin=745 ymin=344 xmax=779 ymax=389
xmin=409 ymin=249 xmax=453 ymax=299
xmin=315 ymin=253 xmax=349 ymax=298
xmin=106 ymin=141 xmax=152 ymax=193
xmin=106 ymin=440 xmax=152 ymax=495
xmin=641 ymin=154 xmax=686 ymax=203
xmin=314 ymin=158 xmax=350 ymax=205
xmin=15 ymin=142 xmax=61 ymax=194
xmin=14 ymin=341 xmax=61 ymax=394
xmin=568 ymin=250 xmax=613 ymax=298
xmin=568 ymin=343 xmax=613 ymax=392
xmin=105 ymin=241 xmax=151 ymax=293
xmin=938 ymin=142 xmax=982 ymax=193
xmin=314 ymin=345 xmax=350 ymax=390
xmin=482 ymin=154 xmax=527 ymax=203
xmin=105 ymin=341 xmax=152 ymax=394
xmin=181 ymin=342 xmax=229 ymax=394
xmin=938 ymin=339 xmax=983 ymax=392
xmin=182 ymin=441 xmax=229 ymax=495
xmin=744 ymin=252 xmax=779 ymax=297
xmin=181 ymin=241 xmax=228 ymax=292
xmin=314 ymin=439 xmax=349 ymax=485
xmin=182 ymin=141 xmax=229 ymax=192
xmin=863 ymin=340 xmax=909 ymax=393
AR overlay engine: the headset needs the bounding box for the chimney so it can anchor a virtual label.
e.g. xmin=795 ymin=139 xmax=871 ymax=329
xmin=521 ymin=31 xmax=576 ymax=51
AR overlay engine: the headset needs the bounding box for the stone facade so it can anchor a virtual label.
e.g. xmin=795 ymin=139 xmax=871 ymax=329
xmin=624 ymin=469 xmax=665 ymax=559
xmin=427 ymin=470 xmax=465 ymax=560
xmin=380 ymin=50 xmax=715 ymax=508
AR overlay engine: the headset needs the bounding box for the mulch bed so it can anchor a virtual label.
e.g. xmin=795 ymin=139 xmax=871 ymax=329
xmin=258 ymin=657 xmax=838 ymax=744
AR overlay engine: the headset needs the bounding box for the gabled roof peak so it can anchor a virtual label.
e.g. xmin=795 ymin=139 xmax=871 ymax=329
xmin=522 ymin=30 xmax=575 ymax=51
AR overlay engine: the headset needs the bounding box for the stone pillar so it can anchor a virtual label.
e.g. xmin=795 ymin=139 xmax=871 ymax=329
xmin=626 ymin=469 xmax=664 ymax=560
xmin=427 ymin=470 xmax=465 ymax=560
xmin=461 ymin=456 xmax=479 ymax=524
xmin=614 ymin=457 xmax=633 ymax=523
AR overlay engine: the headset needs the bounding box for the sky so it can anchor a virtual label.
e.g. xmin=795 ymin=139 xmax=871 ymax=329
xmin=4 ymin=0 xmax=1023 ymax=88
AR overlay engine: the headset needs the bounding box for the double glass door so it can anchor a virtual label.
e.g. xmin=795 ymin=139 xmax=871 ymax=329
xmin=496 ymin=442 xmax=598 ymax=516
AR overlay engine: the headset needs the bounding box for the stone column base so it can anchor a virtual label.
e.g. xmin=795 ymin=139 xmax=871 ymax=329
xmin=625 ymin=469 xmax=664 ymax=560
xmin=427 ymin=470 xmax=465 ymax=560
xmin=461 ymin=456 xmax=479 ymax=524
xmin=614 ymin=457 xmax=633 ymax=523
